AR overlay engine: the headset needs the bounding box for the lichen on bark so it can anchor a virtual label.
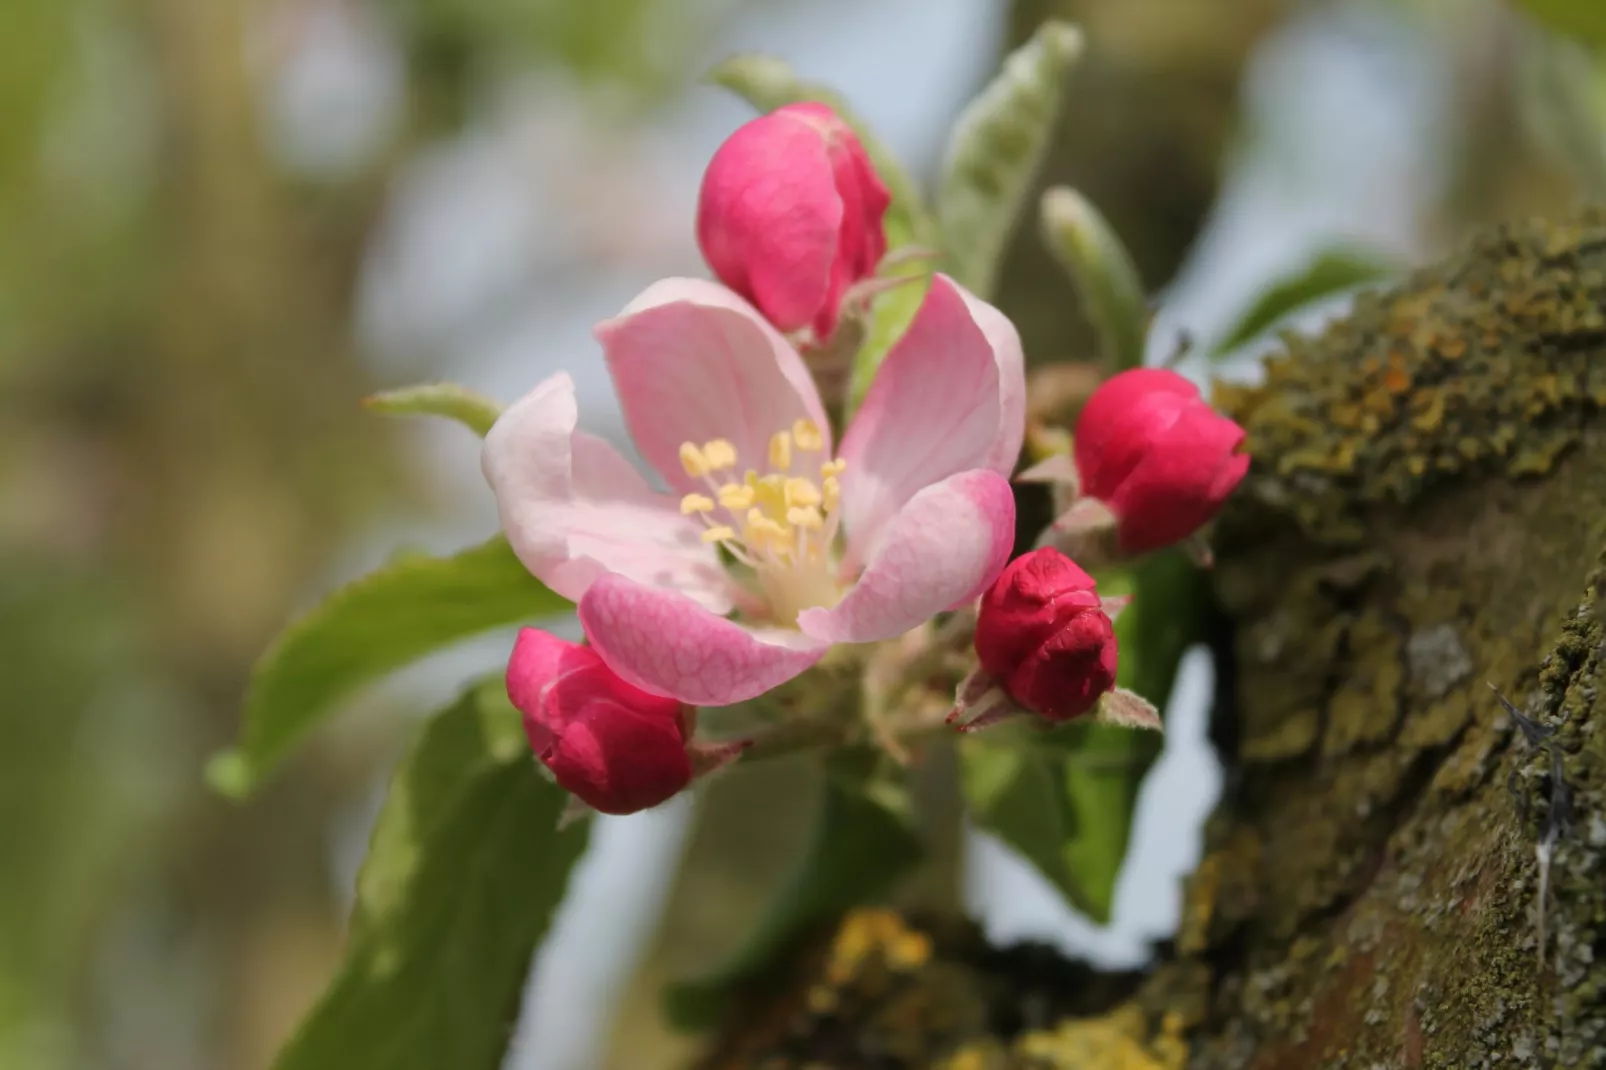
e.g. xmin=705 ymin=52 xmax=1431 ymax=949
xmin=1158 ymin=211 xmax=1606 ymax=1069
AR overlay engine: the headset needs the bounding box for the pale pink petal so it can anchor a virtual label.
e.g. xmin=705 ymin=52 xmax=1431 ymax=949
xmin=835 ymin=275 xmax=1023 ymax=569
xmin=578 ymin=573 xmax=829 ymax=705
xmin=797 ymin=470 xmax=1015 ymax=644
xmin=595 ymin=279 xmax=831 ymax=494
xmin=483 ymin=372 xmax=731 ymax=611
xmin=950 ymin=281 xmax=1026 ymax=474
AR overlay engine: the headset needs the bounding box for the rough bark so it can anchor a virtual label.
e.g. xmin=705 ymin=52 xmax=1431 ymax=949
xmin=1142 ymin=211 xmax=1606 ymax=1069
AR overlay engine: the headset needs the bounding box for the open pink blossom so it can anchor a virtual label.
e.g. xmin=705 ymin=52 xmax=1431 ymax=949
xmin=484 ymin=274 xmax=1025 ymax=707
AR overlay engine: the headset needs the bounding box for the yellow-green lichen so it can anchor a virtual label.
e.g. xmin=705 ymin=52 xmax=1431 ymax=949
xmin=1179 ymin=212 xmax=1606 ymax=1069
xmin=1216 ymin=212 xmax=1606 ymax=545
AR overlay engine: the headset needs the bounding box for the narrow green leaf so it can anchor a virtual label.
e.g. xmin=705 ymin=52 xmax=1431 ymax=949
xmin=705 ymin=54 xmax=933 ymax=248
xmin=1520 ymin=0 xmax=1606 ymax=48
xmin=1211 ymin=248 xmax=1395 ymax=356
xmin=364 ymin=382 xmax=503 ymax=438
xmin=665 ymin=748 xmax=922 ymax=1029
xmin=210 ymin=537 xmax=569 ymax=798
xmin=1039 ymin=187 xmax=1148 ymax=373
xmin=935 ymin=21 xmax=1084 ymax=298
xmin=273 ymin=682 xmax=588 ymax=1070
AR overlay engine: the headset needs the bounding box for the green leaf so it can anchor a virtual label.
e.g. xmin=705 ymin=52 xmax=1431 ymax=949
xmin=960 ymin=553 xmax=1201 ymax=923
xmin=961 ymin=732 xmax=1125 ymax=924
xmin=1212 ymin=248 xmax=1395 ymax=356
xmin=364 ymin=382 xmax=503 ymax=438
xmin=272 ymin=681 xmax=588 ymax=1070
xmin=935 ymin=21 xmax=1084 ymax=298
xmin=665 ymin=748 xmax=922 ymax=1029
xmin=1115 ymin=551 xmax=1209 ymax=714
xmin=1039 ymin=186 xmax=1148 ymax=373
xmin=1520 ymin=0 xmax=1606 ymax=48
xmin=210 ymin=537 xmax=569 ymax=798
xmin=705 ymin=54 xmax=933 ymax=248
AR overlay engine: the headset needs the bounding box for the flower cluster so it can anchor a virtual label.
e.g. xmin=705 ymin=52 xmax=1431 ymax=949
xmin=951 ymin=367 xmax=1247 ymax=731
xmin=490 ymin=106 xmax=1248 ymax=814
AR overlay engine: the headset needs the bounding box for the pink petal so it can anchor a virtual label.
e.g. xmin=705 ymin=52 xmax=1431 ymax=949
xmin=1073 ymin=368 xmax=1198 ymax=501
xmin=578 ymin=573 xmax=829 ymax=706
xmin=835 ymin=276 xmax=1024 ymax=568
xmin=797 ymin=470 xmax=1015 ymax=644
xmin=483 ymin=372 xmax=731 ymax=611
xmin=962 ymin=283 xmax=1026 ymax=475
xmin=595 ymin=279 xmax=831 ymax=494
xmin=505 ymin=627 xmax=576 ymax=722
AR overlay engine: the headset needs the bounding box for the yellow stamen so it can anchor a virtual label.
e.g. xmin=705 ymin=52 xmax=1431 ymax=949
xmin=679 ymin=442 xmax=709 ymax=478
xmin=745 ymin=508 xmax=789 ymax=547
xmin=746 ymin=508 xmax=786 ymax=534
xmin=717 ymin=483 xmax=755 ymax=511
xmin=702 ymin=438 xmax=737 ymax=471
xmin=754 ymin=474 xmax=787 ymax=518
xmin=702 ymin=525 xmax=737 ymax=543
xmin=680 ymin=493 xmax=715 ymax=515
xmin=792 ymin=418 xmax=824 ymax=452
xmin=822 ymin=475 xmax=841 ymax=513
xmin=785 ymin=478 xmax=821 ymax=509
xmin=769 ymin=430 xmax=792 ymax=471
xmin=787 ymin=505 xmax=824 ymax=530
xmin=820 ymin=458 xmax=847 ymax=478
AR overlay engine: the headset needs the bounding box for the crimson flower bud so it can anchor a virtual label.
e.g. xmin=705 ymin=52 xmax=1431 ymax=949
xmin=974 ymin=548 xmax=1118 ymax=721
xmin=696 ymin=102 xmax=891 ymax=340
xmin=506 ymin=628 xmax=692 ymax=815
xmin=1073 ymin=368 xmax=1249 ymax=555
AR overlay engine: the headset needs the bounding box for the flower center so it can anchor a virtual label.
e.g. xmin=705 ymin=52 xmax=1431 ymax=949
xmin=677 ymin=418 xmax=845 ymax=626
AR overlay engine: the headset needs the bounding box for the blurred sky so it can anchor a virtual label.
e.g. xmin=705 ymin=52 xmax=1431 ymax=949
xmin=259 ymin=0 xmax=1462 ymax=1066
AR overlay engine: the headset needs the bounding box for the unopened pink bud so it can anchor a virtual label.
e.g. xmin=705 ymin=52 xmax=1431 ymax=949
xmin=1073 ymin=368 xmax=1249 ymax=555
xmin=974 ymin=548 xmax=1117 ymax=721
xmin=506 ymin=628 xmax=692 ymax=815
xmin=696 ymin=102 xmax=891 ymax=340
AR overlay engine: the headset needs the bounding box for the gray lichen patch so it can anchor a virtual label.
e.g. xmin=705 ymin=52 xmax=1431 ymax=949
xmin=1406 ymin=623 xmax=1473 ymax=701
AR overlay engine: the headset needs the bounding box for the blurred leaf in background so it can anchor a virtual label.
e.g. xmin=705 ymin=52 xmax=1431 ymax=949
xmin=1211 ymin=247 xmax=1397 ymax=356
xmin=1517 ymin=0 xmax=1606 ymax=48
xmin=937 ymin=20 xmax=1083 ymax=300
xmin=1517 ymin=21 xmax=1606 ymax=199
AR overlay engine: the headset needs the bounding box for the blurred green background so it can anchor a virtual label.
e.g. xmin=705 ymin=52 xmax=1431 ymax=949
xmin=2 ymin=0 xmax=1602 ymax=1068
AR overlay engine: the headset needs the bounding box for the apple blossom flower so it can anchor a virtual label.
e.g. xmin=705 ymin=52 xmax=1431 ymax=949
xmin=973 ymin=548 xmax=1118 ymax=720
xmin=507 ymin=628 xmax=695 ymax=814
xmin=484 ymin=274 xmax=1024 ymax=707
xmin=1057 ymin=367 xmax=1249 ymax=556
xmin=949 ymin=547 xmax=1159 ymax=733
xmin=696 ymin=102 xmax=891 ymax=341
